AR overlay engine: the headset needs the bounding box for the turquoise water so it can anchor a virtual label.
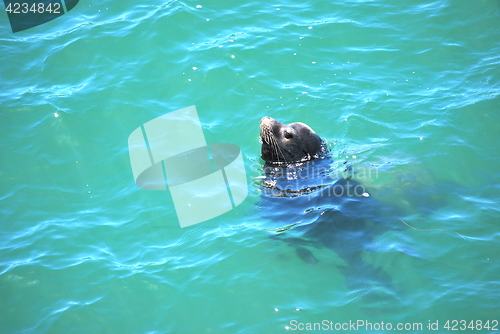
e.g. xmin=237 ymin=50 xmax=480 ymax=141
xmin=1 ymin=0 xmax=499 ymax=333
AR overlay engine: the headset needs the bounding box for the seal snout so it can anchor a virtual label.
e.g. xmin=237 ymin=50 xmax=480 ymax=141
xmin=260 ymin=116 xmax=275 ymax=128
xmin=260 ymin=116 xmax=276 ymax=140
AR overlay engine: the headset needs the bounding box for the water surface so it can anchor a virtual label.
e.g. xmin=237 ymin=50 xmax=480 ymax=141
xmin=1 ymin=0 xmax=499 ymax=333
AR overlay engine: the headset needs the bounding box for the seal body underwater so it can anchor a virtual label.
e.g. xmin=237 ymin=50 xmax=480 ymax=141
xmin=258 ymin=116 xmax=399 ymax=307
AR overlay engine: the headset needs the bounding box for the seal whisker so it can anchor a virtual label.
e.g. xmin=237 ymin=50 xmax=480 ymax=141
xmin=263 ymin=126 xmax=287 ymax=163
xmin=270 ymin=134 xmax=287 ymax=162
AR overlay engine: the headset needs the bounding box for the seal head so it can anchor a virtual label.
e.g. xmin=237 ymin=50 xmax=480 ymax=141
xmin=260 ymin=116 xmax=323 ymax=164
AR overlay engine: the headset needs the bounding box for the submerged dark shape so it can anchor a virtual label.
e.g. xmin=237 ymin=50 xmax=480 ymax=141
xmin=259 ymin=116 xmax=400 ymax=306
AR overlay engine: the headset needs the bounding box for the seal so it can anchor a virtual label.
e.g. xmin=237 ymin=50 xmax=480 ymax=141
xmin=258 ymin=116 xmax=400 ymax=309
xmin=260 ymin=116 xmax=324 ymax=164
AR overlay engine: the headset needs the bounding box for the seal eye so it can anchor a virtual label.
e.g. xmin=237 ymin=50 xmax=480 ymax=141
xmin=284 ymin=131 xmax=293 ymax=139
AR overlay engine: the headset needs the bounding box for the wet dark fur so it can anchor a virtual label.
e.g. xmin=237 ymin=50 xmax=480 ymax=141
xmin=260 ymin=116 xmax=323 ymax=164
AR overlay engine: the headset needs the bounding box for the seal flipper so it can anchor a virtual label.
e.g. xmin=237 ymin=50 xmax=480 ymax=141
xmin=295 ymin=246 xmax=318 ymax=264
xmin=270 ymin=234 xmax=319 ymax=263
